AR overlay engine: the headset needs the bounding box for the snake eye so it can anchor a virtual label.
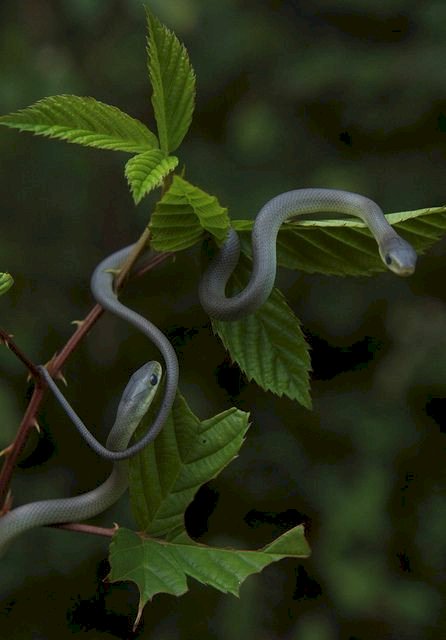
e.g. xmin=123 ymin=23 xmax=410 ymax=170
xmin=385 ymin=254 xmax=392 ymax=266
xmin=149 ymin=374 xmax=158 ymax=386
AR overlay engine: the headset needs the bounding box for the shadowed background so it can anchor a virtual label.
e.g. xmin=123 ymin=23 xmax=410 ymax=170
xmin=1 ymin=1 xmax=445 ymax=638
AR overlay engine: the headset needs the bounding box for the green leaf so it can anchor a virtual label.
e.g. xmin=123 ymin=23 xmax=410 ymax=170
xmin=108 ymin=525 xmax=310 ymax=630
xmin=129 ymin=391 xmax=250 ymax=536
xmin=112 ymin=386 xmax=310 ymax=628
xmin=0 ymin=95 xmax=158 ymax=153
xmin=212 ymin=256 xmax=312 ymax=408
xmin=233 ymin=205 xmax=446 ymax=276
xmin=125 ymin=150 xmax=178 ymax=204
xmin=150 ymin=176 xmax=230 ymax=251
xmin=146 ymin=9 xmax=196 ymax=153
xmin=0 ymin=272 xmax=13 ymax=295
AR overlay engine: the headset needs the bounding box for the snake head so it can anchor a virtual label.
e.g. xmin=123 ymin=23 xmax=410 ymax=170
xmin=380 ymin=236 xmax=417 ymax=277
xmin=116 ymin=361 xmax=162 ymax=424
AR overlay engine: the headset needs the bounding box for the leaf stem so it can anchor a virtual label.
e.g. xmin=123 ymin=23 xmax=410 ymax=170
xmin=114 ymin=225 xmax=152 ymax=290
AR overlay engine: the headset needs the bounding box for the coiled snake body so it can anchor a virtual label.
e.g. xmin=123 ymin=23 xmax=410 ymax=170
xmin=0 ymin=188 xmax=417 ymax=554
xmin=199 ymin=189 xmax=416 ymax=320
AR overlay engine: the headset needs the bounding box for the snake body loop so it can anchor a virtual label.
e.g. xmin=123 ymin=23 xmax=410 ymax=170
xmin=199 ymin=188 xmax=417 ymax=321
xmin=40 ymin=244 xmax=179 ymax=462
xmin=0 ymin=362 xmax=161 ymax=555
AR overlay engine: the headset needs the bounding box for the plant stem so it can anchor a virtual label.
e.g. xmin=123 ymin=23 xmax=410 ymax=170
xmin=48 ymin=522 xmax=116 ymax=538
xmin=0 ymin=329 xmax=42 ymax=379
xmin=114 ymin=225 xmax=152 ymax=289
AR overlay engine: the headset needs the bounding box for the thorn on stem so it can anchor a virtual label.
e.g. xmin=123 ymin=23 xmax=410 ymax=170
xmin=0 ymin=444 xmax=13 ymax=458
xmin=56 ymin=370 xmax=68 ymax=387
xmin=40 ymin=353 xmax=68 ymax=386
xmin=0 ymin=490 xmax=13 ymax=516
xmin=44 ymin=352 xmax=59 ymax=370
xmin=0 ymin=333 xmax=14 ymax=347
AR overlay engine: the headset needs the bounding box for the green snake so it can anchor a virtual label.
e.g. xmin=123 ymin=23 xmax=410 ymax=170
xmin=198 ymin=189 xmax=417 ymax=320
xmin=0 ymin=188 xmax=417 ymax=554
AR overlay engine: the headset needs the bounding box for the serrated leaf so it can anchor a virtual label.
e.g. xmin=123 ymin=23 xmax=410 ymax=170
xmin=212 ymin=256 xmax=311 ymax=408
xmin=0 ymin=95 xmax=158 ymax=153
xmin=150 ymin=176 xmax=230 ymax=251
xmin=110 ymin=358 xmax=310 ymax=630
xmin=125 ymin=150 xmax=178 ymax=204
xmin=108 ymin=524 xmax=310 ymax=629
xmin=233 ymin=205 xmax=446 ymax=276
xmin=0 ymin=272 xmax=13 ymax=295
xmin=147 ymin=9 xmax=196 ymax=153
xmin=129 ymin=391 xmax=249 ymax=536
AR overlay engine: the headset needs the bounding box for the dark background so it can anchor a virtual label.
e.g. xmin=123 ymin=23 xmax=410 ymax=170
xmin=1 ymin=1 xmax=445 ymax=638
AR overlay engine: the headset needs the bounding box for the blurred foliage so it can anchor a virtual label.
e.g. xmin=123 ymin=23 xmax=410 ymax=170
xmin=0 ymin=1 xmax=445 ymax=638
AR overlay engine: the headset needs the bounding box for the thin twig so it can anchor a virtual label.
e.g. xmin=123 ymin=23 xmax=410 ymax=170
xmin=0 ymin=329 xmax=42 ymax=379
xmin=114 ymin=226 xmax=152 ymax=290
xmin=133 ymin=251 xmax=175 ymax=279
xmin=47 ymin=522 xmax=116 ymax=538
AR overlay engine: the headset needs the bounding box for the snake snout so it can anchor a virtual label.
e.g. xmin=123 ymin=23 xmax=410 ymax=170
xmin=381 ymin=237 xmax=417 ymax=277
xmin=119 ymin=362 xmax=162 ymax=406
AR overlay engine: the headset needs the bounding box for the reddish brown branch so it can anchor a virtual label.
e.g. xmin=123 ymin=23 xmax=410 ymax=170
xmin=0 ymin=329 xmax=42 ymax=379
xmin=0 ymin=385 xmax=45 ymax=505
xmin=49 ymin=303 xmax=104 ymax=375
xmin=0 ymin=249 xmax=174 ymax=509
xmin=48 ymin=522 xmax=116 ymax=538
xmin=133 ymin=251 xmax=174 ymax=279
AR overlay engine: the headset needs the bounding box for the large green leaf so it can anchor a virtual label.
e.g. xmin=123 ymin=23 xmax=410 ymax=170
xmin=129 ymin=391 xmax=250 ymax=537
xmin=212 ymin=256 xmax=312 ymax=409
xmin=150 ymin=176 xmax=230 ymax=251
xmin=0 ymin=272 xmax=13 ymax=295
xmin=233 ymin=205 xmax=446 ymax=276
xmin=125 ymin=150 xmax=178 ymax=204
xmin=109 ymin=525 xmax=310 ymax=630
xmin=0 ymin=95 xmax=158 ymax=153
xmin=146 ymin=9 xmax=196 ymax=153
xmin=119 ymin=390 xmax=305 ymax=629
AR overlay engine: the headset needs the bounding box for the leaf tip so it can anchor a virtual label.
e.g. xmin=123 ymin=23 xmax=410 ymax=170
xmin=132 ymin=603 xmax=145 ymax=632
xmin=0 ymin=272 xmax=14 ymax=295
